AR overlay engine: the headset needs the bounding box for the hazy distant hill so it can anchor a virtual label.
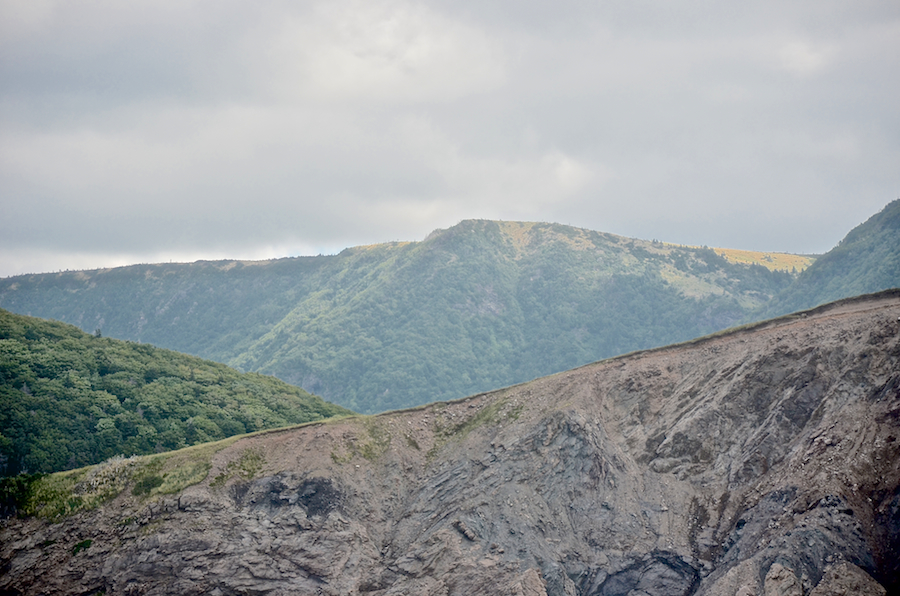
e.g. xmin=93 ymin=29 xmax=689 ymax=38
xmin=229 ymin=222 xmax=798 ymax=413
xmin=0 ymin=309 xmax=351 ymax=476
xmin=762 ymin=199 xmax=900 ymax=318
xmin=0 ymin=221 xmax=794 ymax=413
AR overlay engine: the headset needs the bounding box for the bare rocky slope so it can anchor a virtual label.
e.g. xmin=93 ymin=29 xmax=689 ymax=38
xmin=2 ymin=291 xmax=900 ymax=596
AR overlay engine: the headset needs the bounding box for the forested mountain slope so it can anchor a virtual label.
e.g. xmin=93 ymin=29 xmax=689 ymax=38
xmin=3 ymin=291 xmax=898 ymax=595
xmin=762 ymin=198 xmax=900 ymax=317
xmin=0 ymin=309 xmax=351 ymax=476
xmin=0 ymin=221 xmax=793 ymax=413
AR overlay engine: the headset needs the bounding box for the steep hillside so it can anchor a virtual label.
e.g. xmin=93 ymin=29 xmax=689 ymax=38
xmin=0 ymin=221 xmax=794 ymax=413
xmin=764 ymin=198 xmax=900 ymax=317
xmin=0 ymin=309 xmax=351 ymax=477
xmin=2 ymin=291 xmax=898 ymax=596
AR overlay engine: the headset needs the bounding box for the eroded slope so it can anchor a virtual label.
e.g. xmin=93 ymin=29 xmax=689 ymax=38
xmin=2 ymin=291 xmax=899 ymax=595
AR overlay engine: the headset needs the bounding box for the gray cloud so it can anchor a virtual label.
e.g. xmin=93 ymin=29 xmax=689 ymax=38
xmin=1 ymin=0 xmax=898 ymax=276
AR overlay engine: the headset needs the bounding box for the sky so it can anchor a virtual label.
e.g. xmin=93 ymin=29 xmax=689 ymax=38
xmin=1 ymin=0 xmax=898 ymax=277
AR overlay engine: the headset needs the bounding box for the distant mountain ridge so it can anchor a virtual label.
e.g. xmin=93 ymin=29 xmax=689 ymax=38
xmin=2 ymin=200 xmax=899 ymax=414
xmin=0 ymin=221 xmax=796 ymax=413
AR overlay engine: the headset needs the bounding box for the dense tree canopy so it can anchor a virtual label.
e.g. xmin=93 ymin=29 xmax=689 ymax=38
xmin=0 ymin=309 xmax=351 ymax=476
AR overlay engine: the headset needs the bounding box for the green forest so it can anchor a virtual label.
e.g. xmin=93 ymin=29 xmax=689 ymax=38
xmin=1 ymin=200 xmax=898 ymax=415
xmin=0 ymin=309 xmax=351 ymax=476
xmin=0 ymin=222 xmax=796 ymax=413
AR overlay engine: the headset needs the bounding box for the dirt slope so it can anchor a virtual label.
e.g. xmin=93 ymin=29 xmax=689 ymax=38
xmin=2 ymin=291 xmax=899 ymax=595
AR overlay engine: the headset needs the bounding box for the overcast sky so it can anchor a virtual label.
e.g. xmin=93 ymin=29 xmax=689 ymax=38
xmin=1 ymin=0 xmax=898 ymax=277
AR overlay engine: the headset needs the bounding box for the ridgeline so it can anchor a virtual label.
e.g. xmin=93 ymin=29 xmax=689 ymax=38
xmin=2 ymin=291 xmax=898 ymax=595
xmin=2 ymin=200 xmax=898 ymax=414
xmin=0 ymin=222 xmax=795 ymax=413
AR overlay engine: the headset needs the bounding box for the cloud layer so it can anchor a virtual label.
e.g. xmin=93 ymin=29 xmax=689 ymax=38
xmin=2 ymin=0 xmax=898 ymax=276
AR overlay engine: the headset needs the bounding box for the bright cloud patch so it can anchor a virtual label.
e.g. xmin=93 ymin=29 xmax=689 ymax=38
xmin=266 ymin=0 xmax=505 ymax=103
xmin=778 ymin=40 xmax=835 ymax=76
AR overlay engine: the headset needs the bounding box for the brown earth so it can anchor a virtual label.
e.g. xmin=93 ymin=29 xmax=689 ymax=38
xmin=2 ymin=291 xmax=900 ymax=595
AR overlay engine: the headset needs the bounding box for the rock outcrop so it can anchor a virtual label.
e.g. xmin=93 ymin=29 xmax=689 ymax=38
xmin=2 ymin=291 xmax=900 ymax=595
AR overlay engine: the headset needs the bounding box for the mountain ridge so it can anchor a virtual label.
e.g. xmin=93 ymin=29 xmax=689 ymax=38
xmin=2 ymin=290 xmax=898 ymax=595
xmin=2 ymin=199 xmax=898 ymax=415
xmin=0 ymin=219 xmax=796 ymax=413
